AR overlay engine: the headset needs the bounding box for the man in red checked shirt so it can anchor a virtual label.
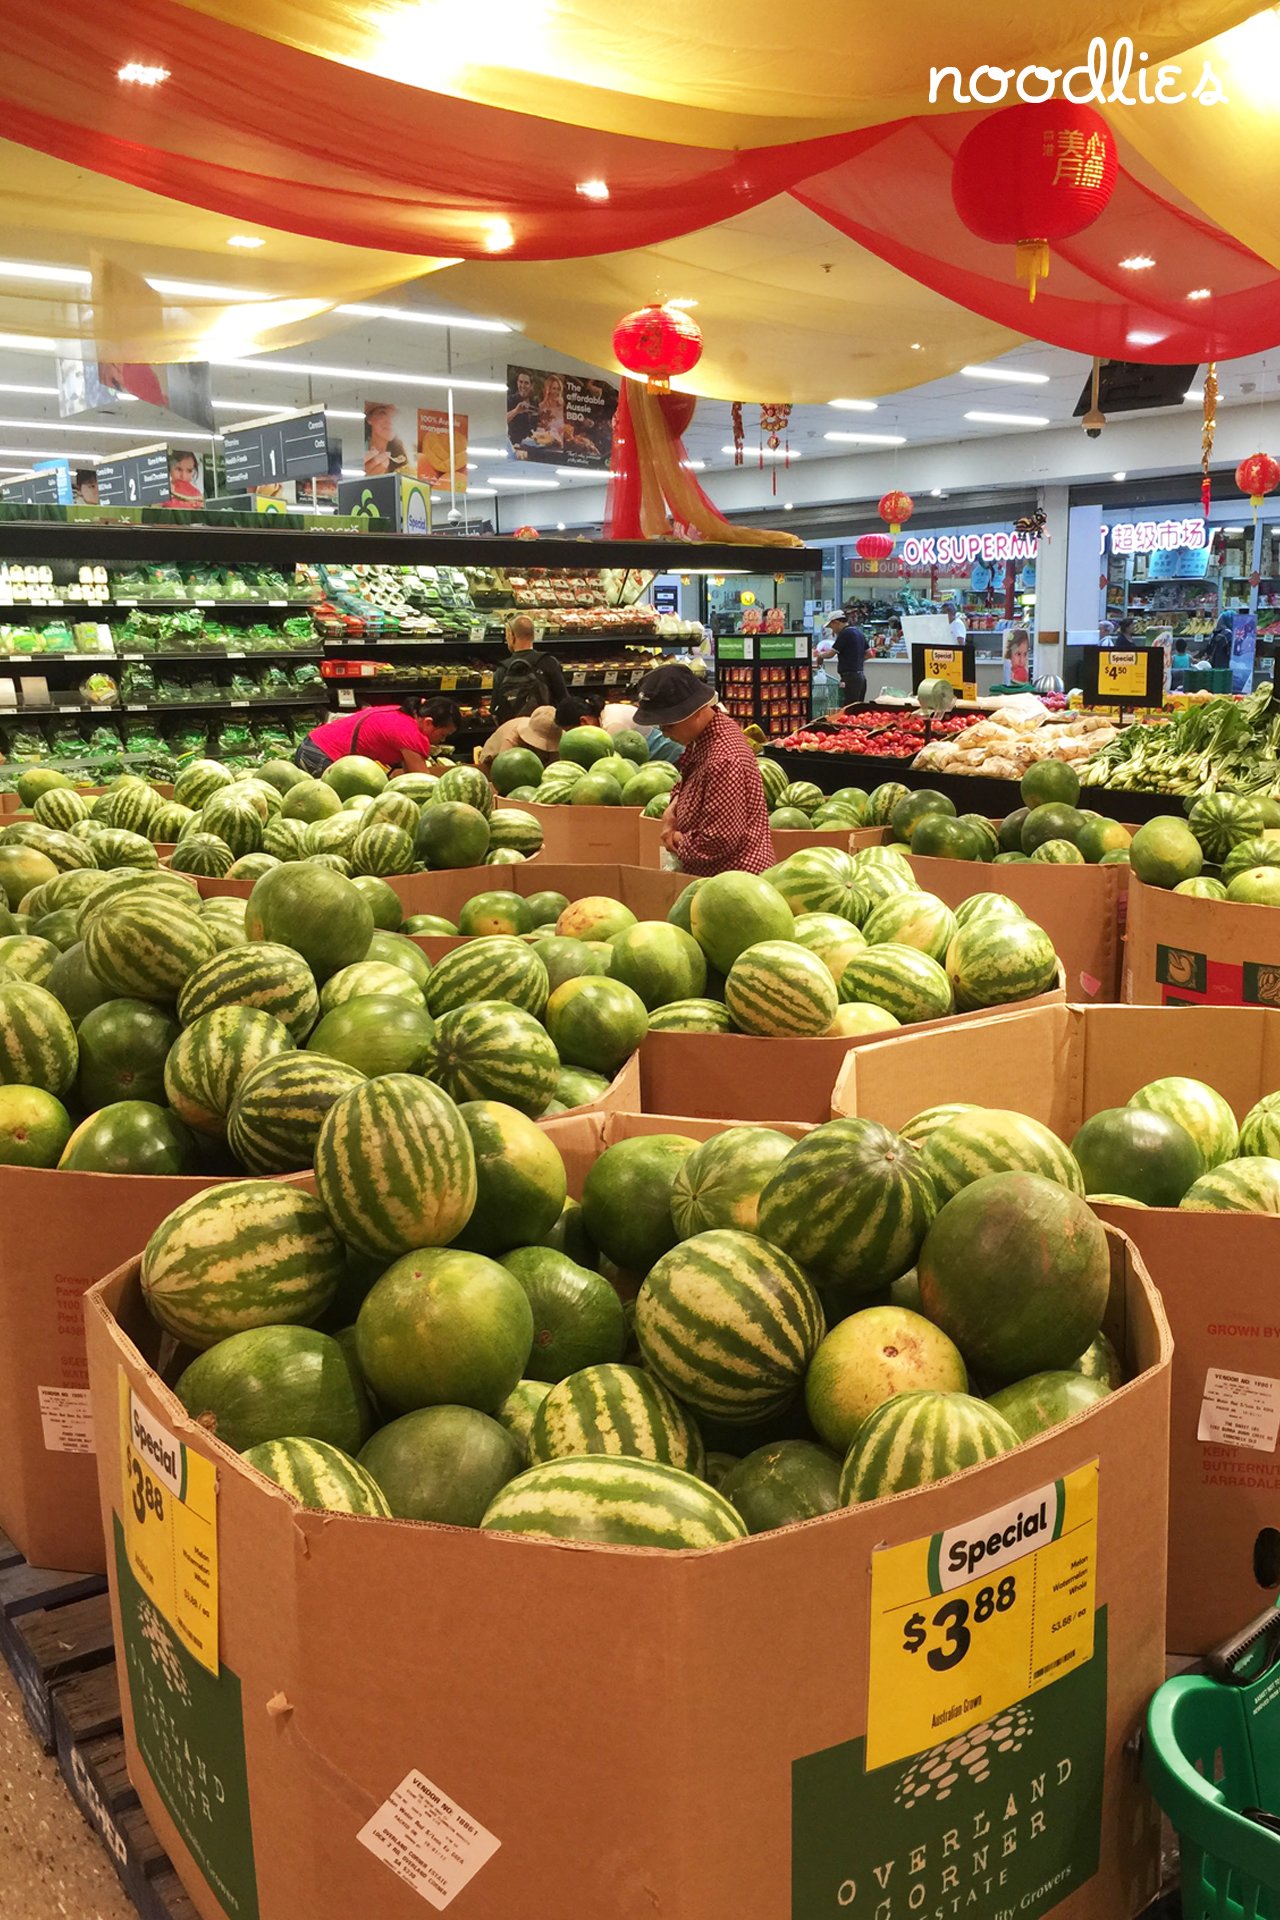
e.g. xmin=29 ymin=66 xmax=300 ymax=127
xmin=633 ymin=663 xmax=773 ymax=876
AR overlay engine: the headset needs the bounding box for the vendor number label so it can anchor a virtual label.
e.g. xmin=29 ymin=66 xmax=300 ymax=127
xmin=866 ymin=1461 xmax=1097 ymax=1769
xmin=118 ymin=1372 xmax=219 ymax=1674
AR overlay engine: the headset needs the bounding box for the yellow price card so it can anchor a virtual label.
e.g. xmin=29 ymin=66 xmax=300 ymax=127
xmin=439 ymin=671 xmax=458 ymax=691
xmin=922 ymin=646 xmax=964 ymax=690
xmin=1098 ymin=649 xmax=1149 ymax=699
xmin=866 ymin=1462 xmax=1097 ymax=1771
xmin=119 ymin=1372 xmax=219 ymax=1675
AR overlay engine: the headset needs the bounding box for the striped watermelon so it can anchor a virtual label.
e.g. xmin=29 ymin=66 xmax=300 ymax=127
xmin=25 ymin=869 xmax=107 ymax=919
xmin=150 ymin=802 xmax=197 ymax=844
xmin=791 ymin=911 xmax=867 ymax=969
xmin=757 ymin=759 xmax=788 ymax=807
xmin=304 ymin=813 xmax=363 ymax=858
xmin=839 ymin=1391 xmax=1019 ymax=1504
xmin=28 ymin=830 xmax=97 ymax=876
xmin=177 ymin=942 xmax=320 ymax=1040
xmin=173 ymin=761 xmax=235 ymax=810
xmin=78 ymin=869 xmax=196 ymax=930
xmin=352 ymin=821 xmax=415 ymax=876
xmin=165 ymin=1005 xmax=295 ymax=1136
xmin=494 ymin=1379 xmax=552 ymax=1462
xmin=839 ymin=944 xmax=953 ymax=1024
xmin=426 ymin=937 xmax=549 ymax=1019
xmin=670 ymin=1126 xmax=795 ymax=1238
xmin=1240 ymin=1094 xmax=1280 ymax=1159
xmin=0 ymin=980 xmax=77 ymax=1094
xmin=488 ymin=808 xmax=544 ymax=856
xmin=241 ymin=1437 xmax=391 ymax=1516
xmin=480 ymin=1453 xmax=747 ymax=1548
xmin=0 ymin=934 xmax=58 ymax=985
xmin=528 ymin=1362 xmax=704 ymax=1472
xmin=862 ymin=891 xmax=957 ymax=962
xmin=228 ymin=1051 xmax=366 ymax=1173
xmin=141 ymin=1181 xmax=344 ymax=1348
xmin=1128 ymin=1075 xmax=1239 ymax=1171
xmin=246 ymin=864 xmax=374 ymax=981
xmin=169 ymin=833 xmax=236 ymax=879
xmin=33 ymin=788 xmax=88 ymax=831
xmin=307 ymin=995 xmax=436 ymax=1078
xmin=306 ymin=853 xmax=353 ymax=876
xmin=233 ymin=778 xmax=283 ymax=821
xmin=866 ymin=782 xmax=910 ymax=827
xmin=725 ymin=940 xmax=839 ymax=1037
xmin=763 ymin=851 xmax=856 ymax=919
xmin=486 ymin=849 xmax=526 ymax=867
xmin=854 ymin=844 xmax=913 ymax=875
xmin=646 ymin=998 xmax=734 ymax=1033
xmin=542 ymin=975 xmax=647 ymax=1076
xmin=319 ymin=961 xmax=424 ymax=1012
xmin=852 ymin=864 xmax=914 ymax=908
xmin=952 ymin=892 xmax=1027 ymax=930
xmin=946 ymin=915 xmax=1058 ymax=1011
xmin=84 ymin=892 xmax=216 ymax=1001
xmin=199 ymin=897 xmax=251 ymax=951
xmin=780 ymin=781 xmax=823 ymax=814
xmin=263 ymin=816 xmax=310 ymax=861
xmin=898 ymin=1102 xmax=980 ymax=1148
xmin=432 ymin=1001 xmax=559 ymax=1115
xmin=436 ymin=763 xmax=493 ymax=817
xmin=102 ymin=782 xmax=162 ymax=836
xmin=1182 ymin=1157 xmax=1280 ymax=1213
xmin=636 ymin=1228 xmax=825 ymax=1422
xmin=93 ymin=829 xmax=160 ymax=871
xmin=228 ymin=854 xmax=281 ymax=882
xmin=366 ymin=931 xmax=432 ymax=989
xmin=919 ymin=1108 xmax=1085 ymax=1204
xmin=364 ymin=790 xmax=420 ymax=837
xmin=200 ymin=793 xmax=264 ymax=858
xmin=314 ymin=1073 xmax=478 ymax=1256
xmin=757 ymin=1117 xmax=936 ymax=1298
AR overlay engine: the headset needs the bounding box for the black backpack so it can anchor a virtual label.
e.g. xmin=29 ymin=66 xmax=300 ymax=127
xmin=493 ymin=653 xmax=551 ymax=722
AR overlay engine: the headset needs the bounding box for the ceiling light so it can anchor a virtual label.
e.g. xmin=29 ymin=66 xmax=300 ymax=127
xmin=1187 ymin=288 xmax=1212 ymax=301
xmin=828 ymin=398 xmax=878 ymax=411
xmin=575 ymin=180 xmax=609 ymax=201
xmin=468 ymin=487 xmax=496 ymax=498
xmin=960 ymin=364 xmax=1050 ymax=385
xmin=783 ymin=501 xmax=794 ymax=511
xmin=483 ymin=218 xmax=515 ymax=253
xmin=212 ymin=398 xmax=294 ymax=414
xmin=0 ymin=334 xmax=57 ymax=351
xmin=680 ymin=459 xmax=706 ymax=471
xmin=489 ymin=474 xmax=559 ymax=488
xmin=0 ymin=260 xmax=90 ymax=286
xmin=1112 ymin=471 xmax=1127 ymax=482
xmin=722 ymin=445 xmax=801 ymax=459
xmin=554 ymin=467 xmax=598 ymax=479
xmin=468 ymin=446 xmax=510 ymax=459
xmin=823 ymin=431 xmax=906 ymax=446
xmin=1120 ymin=255 xmax=1156 ymax=270
xmin=1221 ymin=525 xmax=1245 ymax=534
xmin=0 ymin=416 xmax=217 ymax=440
xmin=336 ymin=304 xmax=512 ymax=333
xmin=0 ymin=446 xmax=105 ymax=461
xmin=1184 ymin=389 xmax=1204 ymax=403
xmin=227 ymin=235 xmax=265 ymax=250
xmin=963 ymin=410 xmax=1050 ymax=427
xmin=555 ymin=520 xmax=567 ymax=530
xmin=930 ymin=488 xmax=945 ymax=497
xmin=117 ymin=62 xmax=169 ymax=84
xmin=910 ymin=343 xmax=923 ymax=351
xmin=0 ymin=383 xmax=56 ymax=397
xmin=210 ymin=357 xmax=505 ymax=394
xmin=340 ymin=468 xmax=365 ymax=479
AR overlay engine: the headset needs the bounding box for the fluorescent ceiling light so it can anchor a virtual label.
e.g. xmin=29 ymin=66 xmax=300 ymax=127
xmin=227 ymin=235 xmax=265 ymax=250
xmin=1184 ymin=389 xmax=1204 ymax=403
xmin=148 ymin=277 xmax=273 ymax=302
xmin=340 ymin=468 xmax=365 ymax=479
xmin=1221 ymin=525 xmax=1245 ymax=534
xmin=720 ymin=445 xmax=800 ymax=459
xmin=575 ymin=180 xmax=609 ymax=201
xmin=117 ymin=62 xmax=169 ymax=83
xmin=823 ymin=431 xmax=905 ymax=445
xmin=0 ymin=334 xmax=58 ymax=351
xmin=0 ymin=415 xmax=217 ymax=441
xmin=211 ymin=401 xmax=365 ymax=423
xmin=1112 ymin=471 xmax=1127 ymax=482
xmin=468 ymin=446 xmax=510 ymax=459
xmin=960 ymin=364 xmax=1049 ymax=384
xmin=0 ymin=446 xmax=105 ymax=461
xmin=489 ymin=474 xmax=559 ymax=488
xmin=828 ymin=397 xmax=878 ymax=411
xmin=336 ymin=303 xmax=511 ymax=333
xmin=963 ymin=410 xmax=1049 ymax=427
xmin=0 ymin=382 xmax=56 ymax=397
xmin=0 ymin=260 xmax=89 ymax=285
xmin=680 ymin=459 xmax=706 ymax=471
xmin=468 ymin=487 xmax=496 ymax=498
xmin=210 ymin=358 xmax=505 ymax=394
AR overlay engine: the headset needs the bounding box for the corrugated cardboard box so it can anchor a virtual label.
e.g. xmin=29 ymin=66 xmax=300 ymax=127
xmin=833 ymin=1001 xmax=1280 ymax=1655
xmin=521 ymin=800 xmax=642 ymax=864
xmin=1124 ymin=873 xmax=1280 ymax=1007
xmin=87 ymin=1108 xmax=1170 ymax=1920
xmin=637 ymin=812 xmax=866 ymax=868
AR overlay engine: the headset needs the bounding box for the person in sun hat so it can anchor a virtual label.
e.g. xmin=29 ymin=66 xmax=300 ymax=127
xmin=477 ymin=703 xmax=563 ymax=774
xmin=633 ymin=662 xmax=772 ymax=876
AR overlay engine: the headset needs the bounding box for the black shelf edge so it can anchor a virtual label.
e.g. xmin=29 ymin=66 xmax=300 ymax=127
xmin=320 ymin=632 xmax=669 ymax=651
xmin=0 ymin=649 xmax=322 ymax=670
xmin=18 ymin=695 xmax=324 ymax=716
xmin=0 ymin=599 xmax=317 ymax=614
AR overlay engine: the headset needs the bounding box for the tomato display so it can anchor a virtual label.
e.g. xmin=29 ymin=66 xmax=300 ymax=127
xmin=776 ymin=710 xmax=978 ymax=759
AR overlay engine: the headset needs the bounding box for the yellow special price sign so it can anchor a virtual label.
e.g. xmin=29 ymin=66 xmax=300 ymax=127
xmin=922 ymin=646 xmax=964 ymax=690
xmin=1098 ymin=649 xmax=1148 ymax=699
xmin=118 ymin=1372 xmax=220 ymax=1675
xmin=865 ymin=1461 xmax=1098 ymax=1771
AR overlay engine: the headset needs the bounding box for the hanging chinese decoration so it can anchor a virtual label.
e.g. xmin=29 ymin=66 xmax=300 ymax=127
xmin=731 ymin=400 xmax=745 ymax=467
xmin=1200 ymin=363 xmax=1219 ymax=516
xmin=1236 ymin=451 xmax=1280 ymax=521
xmin=611 ymin=303 xmax=703 ymax=394
xmin=950 ymin=103 xmax=1118 ymax=302
xmin=604 ymin=381 xmax=802 ymax=548
xmin=878 ymin=489 xmax=914 ymax=535
xmin=759 ymin=402 xmax=793 ymax=494
xmin=856 ymin=532 xmax=895 ymax=573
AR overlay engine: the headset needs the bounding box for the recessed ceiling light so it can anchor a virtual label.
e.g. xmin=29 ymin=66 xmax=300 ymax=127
xmin=680 ymin=458 xmax=706 ymax=470
xmin=721 ymin=445 xmax=800 ymax=459
xmin=960 ymin=364 xmax=1050 ymax=385
xmin=823 ymin=431 xmax=906 ymax=446
xmin=575 ymin=180 xmax=609 ymax=201
xmin=555 ymin=520 xmax=567 ymax=530
xmin=117 ymin=62 xmax=169 ymax=84
xmin=337 ymin=304 xmax=512 ymax=333
xmin=963 ymin=410 xmax=1050 ymax=427
xmin=783 ymin=501 xmax=794 ymax=511
xmin=489 ymin=474 xmax=559 ymax=488
xmin=828 ymin=397 xmax=878 ymax=411
xmin=930 ymin=488 xmax=944 ymax=497
xmin=910 ymin=343 xmax=923 ymax=351
xmin=210 ymin=357 xmax=505 ymax=395
xmin=1112 ymin=471 xmax=1127 ymax=482
xmin=1187 ymin=288 xmax=1212 ymax=301
xmin=483 ymin=218 xmax=515 ymax=253
xmin=227 ymin=235 xmax=265 ymax=250
xmin=1120 ymin=255 xmax=1156 ymax=270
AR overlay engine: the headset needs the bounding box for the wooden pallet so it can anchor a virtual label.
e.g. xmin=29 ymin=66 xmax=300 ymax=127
xmin=0 ymin=1529 xmax=197 ymax=1920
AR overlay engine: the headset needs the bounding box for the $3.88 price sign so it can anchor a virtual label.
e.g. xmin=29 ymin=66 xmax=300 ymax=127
xmin=118 ymin=1373 xmax=220 ymax=1674
xmin=865 ymin=1462 xmax=1098 ymax=1771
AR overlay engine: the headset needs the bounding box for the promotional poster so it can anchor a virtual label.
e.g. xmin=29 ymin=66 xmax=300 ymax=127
xmin=363 ymin=400 xmax=414 ymax=476
xmin=505 ymin=365 xmax=617 ymax=467
xmin=416 ymin=408 xmax=469 ymax=491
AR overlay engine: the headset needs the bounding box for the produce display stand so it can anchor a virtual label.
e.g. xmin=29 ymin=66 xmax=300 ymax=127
xmin=1124 ymin=873 xmax=1280 ymax=1007
xmin=769 ymin=745 xmax=1183 ymax=823
xmin=835 ymin=1001 xmax=1280 ymax=1657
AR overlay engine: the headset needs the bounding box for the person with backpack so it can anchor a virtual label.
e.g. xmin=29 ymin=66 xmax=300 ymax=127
xmin=491 ymin=614 xmax=568 ymax=721
xmin=295 ymin=696 xmax=461 ymax=776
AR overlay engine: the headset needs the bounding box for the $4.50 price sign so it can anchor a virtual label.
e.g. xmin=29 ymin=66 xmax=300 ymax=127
xmin=117 ymin=1373 xmax=219 ymax=1674
xmin=1099 ymin=650 xmax=1148 ymax=699
xmin=865 ymin=1462 xmax=1097 ymax=1771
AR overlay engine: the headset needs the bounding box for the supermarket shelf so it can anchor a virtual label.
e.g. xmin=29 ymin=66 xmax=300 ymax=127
xmin=26 ymin=695 xmax=322 ymax=715
xmin=1 ymin=648 xmax=321 ymax=670
xmin=0 ymin=598 xmax=315 ymax=614
xmin=320 ymin=633 xmax=665 ymax=652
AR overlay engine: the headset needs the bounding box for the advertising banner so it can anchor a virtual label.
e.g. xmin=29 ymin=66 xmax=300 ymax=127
xmin=57 ymin=357 xmax=215 ymax=432
xmin=416 ymin=408 xmax=468 ymax=491
xmin=506 ymin=364 xmax=617 ymax=467
xmin=363 ymin=399 xmax=415 ymax=476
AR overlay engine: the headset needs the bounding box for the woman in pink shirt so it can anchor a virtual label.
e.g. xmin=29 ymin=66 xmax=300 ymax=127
xmin=297 ymin=697 xmax=461 ymax=777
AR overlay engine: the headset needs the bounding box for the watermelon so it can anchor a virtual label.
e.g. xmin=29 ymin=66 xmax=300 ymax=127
xmin=165 ymin=1005 xmax=295 ymax=1138
xmin=453 ymin=1100 xmax=568 ymax=1255
xmin=1189 ymin=794 xmax=1266 ymax=863
xmin=528 ymin=1362 xmax=704 ymax=1472
xmin=355 ymin=1247 xmax=534 ymax=1413
xmin=282 ymin=781 xmax=342 ymax=824
xmin=581 ymin=1133 xmax=699 ymax=1274
xmin=546 ymin=1066 xmax=611 ymax=1114
xmin=919 ymin=1108 xmax=1085 ymax=1204
xmin=607 ymin=921 xmax=706 ymax=1010
xmin=1181 ymin=1157 xmax=1280 ymax=1213
xmin=226 ymin=855 xmax=280 ymax=883
xmin=689 ymin=871 xmax=794 ymax=973
xmin=499 ymin=1246 xmax=626 ymax=1381
xmin=1127 ymin=1075 xmax=1239 ymax=1172
xmin=435 ymin=763 xmax=492 ymax=816
xmin=898 ymin=1102 xmax=979 ymax=1148
xmin=555 ymin=897 xmax=637 ymax=943
xmin=322 ymin=755 xmax=387 ymax=802
xmin=725 ymin=941 xmax=839 ymax=1037
xmin=525 ymin=891 xmax=568 ymax=927
xmin=757 ymin=759 xmax=788 ymax=806
xmin=988 ymin=1370 xmax=1111 ymax=1441
xmin=351 ymin=821 xmax=415 ymax=877
xmin=1071 ymin=1106 xmax=1201 ymax=1206
xmin=839 ymin=944 xmax=953 ymax=1025
xmin=33 ymin=787 xmax=88 ymax=832
xmin=535 ymin=936 xmax=610 ymax=994
xmin=363 ymin=791 xmax=419 ymax=837
xmin=426 ymin=937 xmax=548 ymax=1018
xmin=828 ymin=1004 xmax=900 ymax=1036
xmin=199 ymin=898 xmax=251 ymax=952
xmin=1240 ymin=1093 xmax=1280 ymax=1159
xmin=792 ymin=911 xmax=866 ymax=962
xmin=0 ymin=1083 xmax=71 ymax=1167
xmin=262 ymin=817 xmax=314 ymax=864
xmin=349 ymin=875 xmax=405 ymax=932
xmin=319 ymin=961 xmax=424 ymax=1013
xmin=1072 ymin=1331 xmax=1124 ymax=1388
xmin=141 ymin=1182 xmax=344 ymax=1348
xmin=241 ymin=1436 xmax=390 ymax=1515
xmin=199 ymin=794 xmax=264 ymax=859
xmin=862 ymin=891 xmax=957 ymax=962
xmin=805 ymin=1306 xmax=968 ymax=1453
xmin=779 ymin=780 xmax=823 ymax=814
xmin=92 ymin=829 xmax=161 ymax=872
xmin=670 ymin=1126 xmax=795 ymax=1238
xmin=307 ymin=992 xmax=437 ymax=1076
xmin=0 ymin=847 xmax=58 ymax=909
xmin=952 ymin=893 xmax=1026 ymax=930
xmin=83 ymin=892 xmax=215 ymax=1002
xmin=0 ymin=980 xmax=78 ymax=1095
xmin=416 ymin=801 xmax=491 ymax=868
xmin=667 ymin=881 xmax=703 ymax=935
xmin=492 ymin=747 xmax=546 ymax=795
xmin=358 ymin=1407 xmax=522 ymax=1525
xmin=839 ymin=1391 xmax=1020 ymax=1504
xmin=946 ymin=915 xmax=1058 ymax=1010
xmin=636 ymin=1228 xmax=825 ymax=1422
xmin=76 ymin=998 xmax=178 ymax=1110
xmin=918 ymin=1172 xmax=1110 ymax=1384
xmin=458 ymin=890 xmax=533 ymax=938
xmin=44 ymin=942 xmax=116 ymax=1024
xmin=173 ymin=760 xmax=235 ymax=810
xmin=29 ymin=909 xmax=78 ymax=954
xmin=0 ymin=934 xmax=58 ymax=985
xmin=15 ymin=769 xmax=73 ymax=806
xmin=177 ymin=942 xmax=320 ymax=1041
xmin=494 ymin=1378 xmax=553 ymax=1463
xmin=402 ymin=913 xmax=459 ymax=937
xmin=175 ymin=1325 xmax=372 ymax=1456
xmin=646 ymin=998 xmax=734 ymax=1033
xmin=720 ymin=1440 xmax=842 ymax=1534
xmin=1029 ymin=840 xmax=1084 ymax=866
xmin=314 ymin=1073 xmax=477 ymax=1255
xmin=305 ymin=813 xmax=363 ymax=860
xmin=432 ymin=1001 xmax=559 ymax=1115
xmin=227 ymin=1052 xmax=366 ymax=1174
xmin=543 ymin=975 xmax=648 ymax=1076
xmin=487 ymin=809 xmax=543 ymax=857
xmin=763 ymin=851 xmax=855 ymax=920
xmin=256 ymin=760 xmax=309 ymax=796
xmin=366 ymin=930 xmax=432 ymax=989
xmin=482 ymin=1453 xmax=746 ymax=1548
xmin=245 ymin=865 xmax=373 ymax=981
xmin=757 ymin=1118 xmax=936 ymax=1299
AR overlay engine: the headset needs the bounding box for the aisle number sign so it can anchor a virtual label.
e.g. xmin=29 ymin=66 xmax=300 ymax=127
xmin=912 ymin=641 xmax=976 ymax=702
xmin=865 ymin=1462 xmax=1097 ymax=1771
xmin=118 ymin=1373 xmax=219 ymax=1674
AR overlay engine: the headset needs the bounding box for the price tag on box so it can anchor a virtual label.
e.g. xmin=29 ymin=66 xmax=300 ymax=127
xmin=865 ymin=1462 xmax=1097 ymax=1771
xmin=440 ymin=672 xmax=458 ymax=691
xmin=118 ymin=1374 xmax=219 ymax=1674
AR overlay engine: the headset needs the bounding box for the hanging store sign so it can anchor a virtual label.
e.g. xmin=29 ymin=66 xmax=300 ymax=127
xmin=223 ymin=409 xmax=329 ymax=491
xmin=1097 ymin=517 xmax=1207 ymax=556
xmin=900 ymin=531 xmax=1041 ymax=568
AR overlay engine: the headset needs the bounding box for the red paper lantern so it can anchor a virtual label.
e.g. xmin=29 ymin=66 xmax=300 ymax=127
xmin=856 ymin=532 xmax=895 ymax=574
xmin=612 ymin=303 xmax=703 ymax=393
xmin=1236 ymin=452 xmax=1280 ymax=511
xmin=951 ymin=103 xmax=1118 ymax=302
xmin=878 ymin=490 xmax=914 ymax=536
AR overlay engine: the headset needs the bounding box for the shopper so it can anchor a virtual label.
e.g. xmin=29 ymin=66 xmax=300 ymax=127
xmin=478 ymin=703 xmax=562 ymax=774
xmin=1207 ymin=613 xmax=1234 ymax=671
xmin=818 ymin=612 xmax=869 ymax=707
xmin=633 ymin=663 xmax=771 ymax=876
xmin=945 ymin=600 xmax=968 ymax=643
xmin=491 ymin=614 xmax=568 ymax=721
xmin=296 ymin=697 xmax=460 ymax=777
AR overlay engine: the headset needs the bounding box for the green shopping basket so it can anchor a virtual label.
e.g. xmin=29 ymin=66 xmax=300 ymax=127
xmin=1146 ymin=1606 xmax=1280 ymax=1918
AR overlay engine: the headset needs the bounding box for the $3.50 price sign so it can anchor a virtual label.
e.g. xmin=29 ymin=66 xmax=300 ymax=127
xmin=117 ymin=1372 xmax=220 ymax=1674
xmin=865 ymin=1462 xmax=1097 ymax=1770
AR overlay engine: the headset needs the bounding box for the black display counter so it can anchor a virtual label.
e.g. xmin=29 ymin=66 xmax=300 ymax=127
xmin=768 ymin=748 xmax=1184 ymax=825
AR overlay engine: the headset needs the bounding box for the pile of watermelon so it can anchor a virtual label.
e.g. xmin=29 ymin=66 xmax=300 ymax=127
xmin=133 ymin=1100 xmax=1123 ymax=1548
xmin=0 ymin=852 xmax=645 ymax=1175
xmin=757 ymin=759 xmax=871 ymax=833
xmin=500 ymin=724 xmax=681 ymax=814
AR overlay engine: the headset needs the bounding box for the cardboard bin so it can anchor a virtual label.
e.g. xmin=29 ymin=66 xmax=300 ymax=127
xmin=522 ymin=800 xmax=641 ymax=865
xmin=1124 ymin=873 xmax=1280 ymax=1007
xmin=636 ymin=811 xmax=864 ymax=869
xmin=397 ymin=860 xmax=690 ymax=959
xmin=834 ymin=1000 xmax=1280 ymax=1656
xmin=89 ymin=1109 xmax=1169 ymax=1920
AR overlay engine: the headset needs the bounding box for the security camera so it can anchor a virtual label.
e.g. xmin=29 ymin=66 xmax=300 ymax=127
xmin=1085 ymin=425 xmax=1102 ymax=440
xmin=446 ymin=505 xmax=463 ymax=524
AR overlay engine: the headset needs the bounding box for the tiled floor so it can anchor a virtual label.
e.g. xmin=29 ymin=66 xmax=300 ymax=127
xmin=0 ymin=1658 xmax=133 ymax=1919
